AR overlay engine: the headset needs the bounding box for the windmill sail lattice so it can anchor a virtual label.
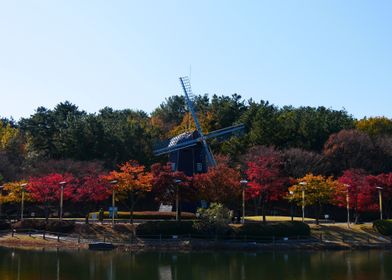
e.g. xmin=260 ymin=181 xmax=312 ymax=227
xmin=154 ymin=77 xmax=245 ymax=174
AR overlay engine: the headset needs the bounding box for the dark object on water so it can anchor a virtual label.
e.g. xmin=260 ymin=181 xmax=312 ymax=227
xmin=88 ymin=242 xmax=115 ymax=251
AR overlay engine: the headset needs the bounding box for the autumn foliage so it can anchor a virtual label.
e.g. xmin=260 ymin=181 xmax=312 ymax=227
xmin=104 ymin=160 xmax=152 ymax=223
xmin=193 ymin=161 xmax=241 ymax=207
xmin=288 ymin=174 xmax=338 ymax=224
xmin=246 ymin=154 xmax=289 ymax=222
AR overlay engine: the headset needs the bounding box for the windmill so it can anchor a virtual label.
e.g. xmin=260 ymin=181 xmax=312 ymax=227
xmin=154 ymin=77 xmax=245 ymax=176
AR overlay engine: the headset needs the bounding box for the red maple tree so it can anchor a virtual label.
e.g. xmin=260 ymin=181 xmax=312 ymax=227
xmin=28 ymin=173 xmax=75 ymax=220
xmin=72 ymin=174 xmax=111 ymax=220
xmin=366 ymin=173 xmax=392 ymax=218
xmin=151 ymin=162 xmax=192 ymax=221
xmin=336 ymin=169 xmax=371 ymax=223
xmin=193 ymin=161 xmax=242 ymax=208
xmin=245 ymin=155 xmax=289 ymax=222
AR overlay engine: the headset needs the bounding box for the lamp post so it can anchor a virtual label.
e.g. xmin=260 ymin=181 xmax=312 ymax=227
xmin=59 ymin=181 xmax=66 ymax=221
xmin=110 ymin=180 xmax=118 ymax=226
xmin=240 ymin=180 xmax=248 ymax=224
xmin=376 ymin=186 xmax=383 ymax=220
xmin=174 ymin=179 xmax=182 ymax=222
xmin=344 ymin=184 xmax=351 ymax=228
xmin=299 ymin=182 xmax=307 ymax=222
xmin=20 ymin=183 xmax=28 ymax=221
xmin=289 ymin=190 xmax=294 ymax=221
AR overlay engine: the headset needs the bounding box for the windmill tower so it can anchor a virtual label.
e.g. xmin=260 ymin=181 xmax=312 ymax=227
xmin=154 ymin=77 xmax=244 ymax=176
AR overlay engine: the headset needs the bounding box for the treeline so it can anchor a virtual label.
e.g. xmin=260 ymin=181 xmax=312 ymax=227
xmin=1 ymin=94 xmax=392 ymax=182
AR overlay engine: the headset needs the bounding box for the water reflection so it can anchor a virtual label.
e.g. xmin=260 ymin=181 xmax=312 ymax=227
xmin=0 ymin=247 xmax=391 ymax=280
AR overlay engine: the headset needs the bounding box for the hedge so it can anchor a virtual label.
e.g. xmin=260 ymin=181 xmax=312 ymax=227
xmin=135 ymin=221 xmax=310 ymax=239
xmin=12 ymin=220 xmax=75 ymax=233
xmin=136 ymin=221 xmax=195 ymax=237
xmin=237 ymin=221 xmax=310 ymax=238
xmin=373 ymin=220 xmax=392 ymax=236
xmin=0 ymin=220 xmax=11 ymax=230
xmin=89 ymin=211 xmax=196 ymax=220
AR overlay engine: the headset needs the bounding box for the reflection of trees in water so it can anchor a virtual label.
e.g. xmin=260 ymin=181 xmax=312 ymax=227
xmin=0 ymin=248 xmax=392 ymax=280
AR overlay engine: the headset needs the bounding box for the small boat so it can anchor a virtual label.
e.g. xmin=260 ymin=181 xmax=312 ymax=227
xmin=88 ymin=242 xmax=116 ymax=251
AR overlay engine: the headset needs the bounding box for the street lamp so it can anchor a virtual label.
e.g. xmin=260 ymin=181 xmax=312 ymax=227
xmin=289 ymin=190 xmax=294 ymax=221
xmin=299 ymin=182 xmax=307 ymax=222
xmin=174 ymin=179 xmax=182 ymax=222
xmin=110 ymin=180 xmax=118 ymax=226
xmin=344 ymin=184 xmax=351 ymax=228
xmin=376 ymin=186 xmax=383 ymax=220
xmin=20 ymin=183 xmax=28 ymax=221
xmin=240 ymin=180 xmax=248 ymax=224
xmin=59 ymin=181 xmax=66 ymax=221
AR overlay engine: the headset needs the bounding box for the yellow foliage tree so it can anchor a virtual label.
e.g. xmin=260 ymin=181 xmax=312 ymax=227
xmin=0 ymin=121 xmax=19 ymax=150
xmin=0 ymin=180 xmax=32 ymax=204
xmin=168 ymin=112 xmax=214 ymax=137
xmin=356 ymin=117 xmax=392 ymax=137
xmin=287 ymin=174 xmax=338 ymax=224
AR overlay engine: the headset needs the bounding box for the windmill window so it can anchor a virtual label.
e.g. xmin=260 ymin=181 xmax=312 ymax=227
xmin=196 ymin=163 xmax=203 ymax=172
xmin=171 ymin=163 xmax=176 ymax=171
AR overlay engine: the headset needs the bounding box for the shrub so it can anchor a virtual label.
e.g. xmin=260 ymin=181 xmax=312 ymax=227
xmin=193 ymin=203 xmax=233 ymax=236
xmin=89 ymin=211 xmax=196 ymax=220
xmin=0 ymin=220 xmax=11 ymax=230
xmin=373 ymin=220 xmax=392 ymax=236
xmin=237 ymin=221 xmax=310 ymax=238
xmin=12 ymin=220 xmax=75 ymax=233
xmin=136 ymin=221 xmax=195 ymax=237
xmin=13 ymin=219 xmax=46 ymax=230
xmin=45 ymin=220 xmax=75 ymax=233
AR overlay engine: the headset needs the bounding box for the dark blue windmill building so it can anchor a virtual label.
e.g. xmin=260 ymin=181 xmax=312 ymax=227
xmin=154 ymin=77 xmax=244 ymax=176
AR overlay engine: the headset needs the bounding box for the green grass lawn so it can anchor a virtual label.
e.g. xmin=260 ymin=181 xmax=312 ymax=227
xmin=245 ymin=215 xmax=315 ymax=222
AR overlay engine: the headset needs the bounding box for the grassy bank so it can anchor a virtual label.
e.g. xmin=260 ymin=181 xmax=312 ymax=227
xmin=0 ymin=221 xmax=391 ymax=252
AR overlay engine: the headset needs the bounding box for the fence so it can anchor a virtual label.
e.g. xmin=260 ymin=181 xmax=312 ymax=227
xmin=1 ymin=229 xmax=391 ymax=247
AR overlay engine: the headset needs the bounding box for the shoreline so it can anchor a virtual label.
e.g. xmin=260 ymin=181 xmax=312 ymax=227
xmin=1 ymin=234 xmax=391 ymax=252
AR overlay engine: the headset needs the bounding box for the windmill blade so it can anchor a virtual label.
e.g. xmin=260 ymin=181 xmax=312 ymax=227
xmin=179 ymin=77 xmax=204 ymax=137
xmin=153 ymin=138 xmax=199 ymax=156
xmin=201 ymin=139 xmax=217 ymax=167
xmin=179 ymin=77 xmax=217 ymax=166
xmin=204 ymin=124 xmax=245 ymax=141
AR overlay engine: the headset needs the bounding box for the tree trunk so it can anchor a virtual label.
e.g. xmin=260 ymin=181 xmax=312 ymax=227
xmin=354 ymin=210 xmax=360 ymax=224
xmin=45 ymin=202 xmax=49 ymax=222
xmin=177 ymin=186 xmax=182 ymax=222
xmin=253 ymin=200 xmax=258 ymax=216
xmin=261 ymin=202 xmax=266 ymax=223
xmin=130 ymin=193 xmax=134 ymax=225
xmin=316 ymin=203 xmax=322 ymax=225
xmin=85 ymin=203 xmax=92 ymax=224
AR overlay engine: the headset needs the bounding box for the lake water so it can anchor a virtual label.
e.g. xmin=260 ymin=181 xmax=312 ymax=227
xmin=0 ymin=247 xmax=391 ymax=280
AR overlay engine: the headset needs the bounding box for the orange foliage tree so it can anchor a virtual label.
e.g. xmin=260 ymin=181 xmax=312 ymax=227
xmin=105 ymin=160 xmax=152 ymax=224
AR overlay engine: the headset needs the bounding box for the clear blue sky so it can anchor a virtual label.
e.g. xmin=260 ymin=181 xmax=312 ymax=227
xmin=0 ymin=1 xmax=391 ymax=120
